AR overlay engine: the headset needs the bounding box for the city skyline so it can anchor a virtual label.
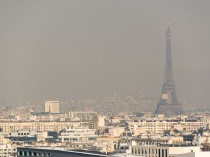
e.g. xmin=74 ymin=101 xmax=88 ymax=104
xmin=0 ymin=0 xmax=210 ymax=106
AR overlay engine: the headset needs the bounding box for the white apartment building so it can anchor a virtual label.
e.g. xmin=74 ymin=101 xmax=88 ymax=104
xmin=58 ymin=127 xmax=97 ymax=143
xmin=129 ymin=120 xmax=208 ymax=134
xmin=44 ymin=101 xmax=59 ymax=113
xmin=7 ymin=130 xmax=35 ymax=137
xmin=0 ymin=121 xmax=81 ymax=132
xmin=97 ymin=115 xmax=105 ymax=128
xmin=131 ymin=141 xmax=201 ymax=157
xmin=5 ymin=130 xmax=50 ymax=141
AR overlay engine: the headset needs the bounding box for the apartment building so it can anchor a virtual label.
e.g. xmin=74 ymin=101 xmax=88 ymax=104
xmin=131 ymin=140 xmax=200 ymax=157
xmin=0 ymin=121 xmax=81 ymax=132
xmin=58 ymin=127 xmax=97 ymax=143
xmin=129 ymin=120 xmax=208 ymax=134
xmin=69 ymin=111 xmax=97 ymax=121
xmin=44 ymin=101 xmax=59 ymax=113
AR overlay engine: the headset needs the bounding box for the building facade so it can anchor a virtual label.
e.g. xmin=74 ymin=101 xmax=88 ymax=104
xmin=129 ymin=120 xmax=208 ymax=134
xmin=131 ymin=142 xmax=200 ymax=157
xmin=59 ymin=127 xmax=97 ymax=143
xmin=17 ymin=147 xmax=108 ymax=157
xmin=0 ymin=121 xmax=81 ymax=132
xmin=45 ymin=101 xmax=59 ymax=113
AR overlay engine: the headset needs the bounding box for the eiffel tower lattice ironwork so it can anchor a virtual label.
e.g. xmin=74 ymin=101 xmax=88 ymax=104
xmin=154 ymin=25 xmax=183 ymax=115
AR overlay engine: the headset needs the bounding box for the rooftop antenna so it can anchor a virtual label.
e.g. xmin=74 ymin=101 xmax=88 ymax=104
xmin=167 ymin=21 xmax=171 ymax=32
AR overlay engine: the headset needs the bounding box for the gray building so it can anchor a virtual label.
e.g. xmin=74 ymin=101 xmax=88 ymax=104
xmin=17 ymin=147 xmax=108 ymax=157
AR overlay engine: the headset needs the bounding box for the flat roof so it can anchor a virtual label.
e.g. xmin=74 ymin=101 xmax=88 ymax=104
xmin=18 ymin=147 xmax=108 ymax=156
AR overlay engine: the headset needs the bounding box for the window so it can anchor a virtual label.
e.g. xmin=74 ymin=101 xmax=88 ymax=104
xmin=158 ymin=149 xmax=160 ymax=157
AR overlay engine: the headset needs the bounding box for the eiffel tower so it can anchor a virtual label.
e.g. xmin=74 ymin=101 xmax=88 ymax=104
xmin=154 ymin=25 xmax=183 ymax=115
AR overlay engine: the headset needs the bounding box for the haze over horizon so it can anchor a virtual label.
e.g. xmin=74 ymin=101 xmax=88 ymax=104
xmin=0 ymin=0 xmax=210 ymax=106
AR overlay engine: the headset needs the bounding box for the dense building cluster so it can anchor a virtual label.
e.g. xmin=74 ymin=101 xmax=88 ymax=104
xmin=1 ymin=101 xmax=210 ymax=157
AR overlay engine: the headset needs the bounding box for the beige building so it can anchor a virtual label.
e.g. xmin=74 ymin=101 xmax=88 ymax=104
xmin=0 ymin=121 xmax=81 ymax=132
xmin=69 ymin=111 xmax=97 ymax=121
xmin=94 ymin=137 xmax=120 ymax=153
xmin=131 ymin=141 xmax=200 ymax=157
xmin=108 ymin=127 xmax=125 ymax=137
xmin=129 ymin=120 xmax=208 ymax=134
xmin=45 ymin=101 xmax=59 ymax=113
xmin=0 ymin=143 xmax=17 ymax=157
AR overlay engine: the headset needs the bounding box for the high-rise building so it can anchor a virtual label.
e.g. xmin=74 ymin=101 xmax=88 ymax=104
xmin=44 ymin=101 xmax=59 ymax=113
xmin=154 ymin=25 xmax=183 ymax=115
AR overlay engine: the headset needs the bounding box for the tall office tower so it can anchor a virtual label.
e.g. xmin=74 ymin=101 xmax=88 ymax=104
xmin=154 ymin=25 xmax=183 ymax=115
xmin=45 ymin=101 xmax=60 ymax=113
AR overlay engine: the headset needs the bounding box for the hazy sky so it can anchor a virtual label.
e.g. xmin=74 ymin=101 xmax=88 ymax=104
xmin=0 ymin=0 xmax=210 ymax=105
